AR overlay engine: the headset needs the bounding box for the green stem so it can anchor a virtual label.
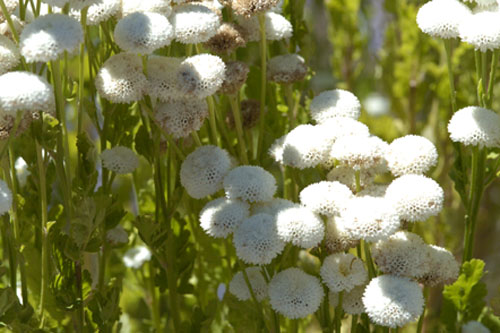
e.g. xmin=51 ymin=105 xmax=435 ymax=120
xmin=77 ymin=8 xmax=88 ymax=135
xmin=0 ymin=0 xmax=19 ymax=42
xmin=256 ymin=13 xmax=267 ymax=161
xmin=191 ymin=131 xmax=202 ymax=147
xmin=486 ymin=50 xmax=499 ymax=108
xmin=228 ymin=95 xmax=249 ymax=164
xmin=240 ymin=264 xmax=267 ymax=330
xmin=334 ymin=291 xmax=343 ymax=333
xmin=355 ymin=170 xmax=361 ymax=193
xmin=362 ymin=241 xmax=376 ymax=278
xmin=283 ymin=84 xmax=296 ymax=130
xmin=443 ymin=39 xmax=457 ymax=113
xmin=351 ymin=315 xmax=358 ymax=333
xmin=148 ymin=261 xmax=162 ymax=332
xmin=207 ymin=96 xmax=220 ymax=146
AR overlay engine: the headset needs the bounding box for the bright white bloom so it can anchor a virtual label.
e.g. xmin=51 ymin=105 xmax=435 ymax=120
xmin=0 ymin=71 xmax=55 ymax=115
xmin=231 ymin=0 xmax=280 ymax=17
xmin=363 ymin=93 xmax=390 ymax=116
xmin=237 ymin=12 xmax=292 ymax=41
xmin=343 ymin=285 xmax=366 ymax=315
xmin=340 ymin=196 xmax=400 ymax=242
xmin=223 ymin=166 xmax=276 ymax=203
xmin=416 ymin=0 xmax=471 ymax=39
xmin=154 ymin=98 xmax=208 ymax=139
xmin=275 ymin=206 xmax=325 ymax=248
xmin=299 ymin=181 xmax=353 ymax=217
xmin=459 ymin=9 xmax=500 ymax=51
xmin=229 ymin=267 xmax=268 ymax=301
xmin=15 ymin=157 xmax=29 ymax=187
xmin=325 ymin=217 xmax=359 ymax=253
xmin=177 ymin=54 xmax=226 ymax=98
xmin=321 ymin=253 xmax=367 ymax=292
xmin=462 ymin=321 xmax=490 ymax=333
xmin=171 ymin=4 xmax=220 ymax=44
xmin=363 ymin=275 xmax=424 ymax=328
xmin=267 ymin=54 xmax=307 ymax=83
xmin=101 ymin=146 xmax=139 ymax=174
xmin=121 ymin=0 xmax=172 ymax=17
xmin=180 ymin=145 xmax=232 ymax=199
xmin=252 ymin=198 xmax=296 ymax=217
xmin=385 ymin=174 xmax=444 ymax=222
xmin=20 ymin=14 xmax=83 ymax=63
xmin=233 ymin=213 xmax=285 ymax=265
xmin=268 ymin=268 xmax=324 ymax=319
xmin=95 ymin=53 xmax=147 ymax=103
xmin=106 ymin=225 xmax=129 ymax=245
xmin=70 ymin=0 xmax=121 ymax=26
xmin=330 ymin=135 xmax=388 ymax=171
xmin=281 ymin=124 xmax=332 ymax=169
xmin=41 ymin=0 xmax=69 ymax=7
xmin=448 ymin=106 xmax=500 ymax=148
xmin=114 ymin=12 xmax=173 ymax=54
xmin=199 ymin=198 xmax=250 ymax=238
xmin=123 ymin=246 xmax=151 ymax=269
xmin=146 ymin=56 xmax=183 ymax=102
xmin=268 ymin=134 xmax=286 ymax=164
xmin=0 ymin=35 xmax=19 ymax=75
xmin=418 ymin=245 xmax=460 ymax=286
xmin=70 ymin=0 xmax=101 ymax=10
xmin=0 ymin=179 xmax=12 ymax=215
xmin=0 ymin=0 xmax=17 ymax=23
xmin=319 ymin=117 xmax=370 ymax=142
xmin=386 ymin=135 xmax=438 ymax=176
xmin=310 ymin=89 xmax=361 ymax=123
xmin=464 ymin=0 xmax=497 ymax=7
xmin=326 ymin=166 xmax=375 ymax=192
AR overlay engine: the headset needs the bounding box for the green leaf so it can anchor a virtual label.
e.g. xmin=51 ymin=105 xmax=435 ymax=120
xmin=134 ymin=125 xmax=153 ymax=163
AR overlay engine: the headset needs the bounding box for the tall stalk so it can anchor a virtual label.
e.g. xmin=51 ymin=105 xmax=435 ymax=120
xmin=256 ymin=13 xmax=267 ymax=161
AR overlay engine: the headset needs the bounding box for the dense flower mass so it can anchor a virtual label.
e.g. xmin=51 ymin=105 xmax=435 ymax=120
xmin=416 ymin=0 xmax=471 ymax=39
xmin=448 ymin=106 xmax=500 ymax=148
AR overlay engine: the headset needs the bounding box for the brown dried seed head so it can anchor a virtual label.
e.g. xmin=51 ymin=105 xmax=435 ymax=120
xmin=218 ymin=60 xmax=249 ymax=95
xmin=230 ymin=0 xmax=280 ymax=17
xmin=267 ymin=54 xmax=308 ymax=84
xmin=204 ymin=23 xmax=247 ymax=55
xmin=227 ymin=99 xmax=260 ymax=130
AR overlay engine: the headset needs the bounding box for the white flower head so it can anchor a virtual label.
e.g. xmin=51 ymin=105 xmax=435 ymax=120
xmin=343 ymin=285 xmax=366 ymax=315
xmin=330 ymin=135 xmax=388 ymax=171
xmin=363 ymin=93 xmax=390 ymax=117
xmin=218 ymin=60 xmax=249 ymax=95
xmin=172 ymin=3 xmax=220 ymax=44
xmin=121 ymin=0 xmax=172 ymax=18
xmin=177 ymin=54 xmax=226 ymax=99
xmin=146 ymin=56 xmax=183 ymax=102
xmin=448 ymin=106 xmax=500 ymax=148
xmin=69 ymin=0 xmax=101 ymax=10
xmin=319 ymin=117 xmax=370 ymax=143
xmin=300 ymin=181 xmax=353 ymax=217
xmin=20 ymin=14 xmax=83 ymax=63
xmin=310 ymin=89 xmax=361 ymax=123
xmin=114 ymin=12 xmax=174 ymax=54
xmin=363 ymin=275 xmax=424 ymax=328
xmin=180 ymin=145 xmax=232 ymax=199
xmin=385 ymin=174 xmax=444 ymax=222
xmin=459 ymin=9 xmax=500 ymax=51
xmin=233 ymin=213 xmax=285 ymax=265
xmin=0 ymin=35 xmax=20 ymax=75
xmin=275 ymin=205 xmax=325 ymax=248
xmin=416 ymin=0 xmax=471 ymax=39
xmin=0 ymin=0 xmax=17 ymax=23
xmin=326 ymin=166 xmax=375 ymax=192
xmin=462 ymin=321 xmax=490 ymax=333
xmin=15 ymin=157 xmax=29 ymax=187
xmin=123 ymin=246 xmax=151 ymax=269
xmin=0 ymin=179 xmax=12 ymax=215
xmin=199 ymin=198 xmax=250 ymax=238
xmin=237 ymin=12 xmax=292 ymax=42
xmin=320 ymin=253 xmax=368 ymax=293
xmin=252 ymin=198 xmax=296 ymax=217
xmin=101 ymin=146 xmax=139 ymax=174
xmin=325 ymin=216 xmax=359 ymax=253
xmin=229 ymin=267 xmax=268 ymax=301
xmin=106 ymin=225 xmax=129 ymax=245
xmin=231 ymin=0 xmax=280 ymax=17
xmin=418 ymin=245 xmax=460 ymax=286
xmin=268 ymin=267 xmax=324 ymax=319
xmin=281 ymin=124 xmax=332 ymax=169
xmin=70 ymin=0 xmax=121 ymax=26
xmin=154 ymin=98 xmax=208 ymax=139
xmin=268 ymin=134 xmax=286 ymax=164
xmin=463 ymin=0 xmax=497 ymax=7
xmin=386 ymin=135 xmax=438 ymax=176
xmin=223 ymin=166 xmax=277 ymax=203
xmin=267 ymin=54 xmax=307 ymax=84
xmin=95 ymin=53 xmax=147 ymax=103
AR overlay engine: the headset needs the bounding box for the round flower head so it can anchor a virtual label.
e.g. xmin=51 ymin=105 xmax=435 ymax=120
xmin=325 ymin=217 xmax=359 ymax=253
xmin=154 ymin=98 xmax=208 ymax=139
xmin=327 ymin=166 xmax=375 ymax=192
xmin=310 ymin=89 xmax=361 ymax=123
xmin=281 ymin=124 xmax=332 ymax=169
xmin=252 ymin=198 xmax=295 ymax=217
xmin=42 ymin=0 xmax=69 ymax=8
xmin=229 ymin=267 xmax=268 ymax=301
xmin=459 ymin=9 xmax=500 ymax=51
xmin=20 ymin=14 xmax=83 ymax=63
xmin=269 ymin=134 xmax=286 ymax=164
xmin=237 ymin=12 xmax=292 ymax=42
xmin=340 ymin=196 xmax=401 ymax=242
xmin=0 ymin=14 xmax=25 ymax=40
xmin=172 ymin=3 xmax=220 ymax=44
xmin=177 ymin=54 xmax=226 ymax=99
xmin=416 ymin=0 xmax=471 ymax=39
xmin=231 ymin=0 xmax=279 ymax=17
xmin=320 ymin=253 xmax=367 ymax=292
xmin=448 ymin=106 xmax=500 ymax=148
xmin=218 ymin=60 xmax=249 ymax=95
xmin=95 ymin=53 xmax=147 ymax=103
xmin=372 ymin=231 xmax=430 ymax=278
xmin=363 ymin=275 xmax=424 ymax=328
xmin=223 ymin=166 xmax=276 ymax=203
xmin=69 ymin=0 xmax=101 ymax=10
xmin=318 ymin=117 xmax=370 ymax=142
xmin=418 ymin=245 xmax=459 ymax=286
xmin=146 ymin=56 xmax=183 ymax=102
xmin=0 ymin=71 xmax=55 ymax=115
xmin=120 ymin=0 xmax=172 ymax=17
xmin=70 ymin=0 xmax=121 ymax=26
xmin=106 ymin=225 xmax=129 ymax=246
xmin=386 ymin=135 xmax=438 ymax=176
xmin=462 ymin=321 xmax=490 ymax=333
xmin=275 ymin=205 xmax=325 ymax=248
xmin=268 ymin=267 xmax=324 ymax=319
xmin=0 ymin=111 xmax=34 ymax=140
xmin=364 ymin=93 xmax=390 ymax=116
xmin=114 ymin=12 xmax=173 ymax=54
xmin=385 ymin=174 xmax=444 ymax=222
xmin=330 ymin=135 xmax=388 ymax=171
xmin=464 ymin=0 xmax=497 ymax=6
xmin=0 ymin=35 xmax=19 ymax=75
xmin=343 ymin=285 xmax=366 ymax=315
xmin=0 ymin=179 xmax=12 ymax=215
xmin=299 ymin=181 xmax=353 ymax=217
xmin=204 ymin=22 xmax=246 ymax=55
xmin=233 ymin=213 xmax=284 ymax=265
xmin=101 ymin=146 xmax=139 ymax=174
xmin=123 ymin=246 xmax=151 ymax=269
xmin=267 ymin=54 xmax=307 ymax=84
xmin=199 ymin=198 xmax=250 ymax=238
xmin=180 ymin=145 xmax=232 ymax=199
xmin=15 ymin=157 xmax=29 ymax=187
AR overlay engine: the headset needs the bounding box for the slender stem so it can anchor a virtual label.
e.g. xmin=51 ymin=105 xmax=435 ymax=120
xmin=191 ymin=131 xmax=202 ymax=147
xmin=486 ymin=50 xmax=499 ymax=108
xmin=0 ymin=0 xmax=19 ymax=42
xmin=77 ymin=8 xmax=88 ymax=135
xmin=355 ymin=170 xmax=361 ymax=193
xmin=443 ymin=39 xmax=457 ymax=113
xmin=148 ymin=261 xmax=162 ymax=332
xmin=240 ymin=264 xmax=267 ymax=330
xmin=283 ymin=84 xmax=296 ymax=130
xmin=416 ymin=287 xmax=427 ymax=333
xmin=256 ymin=13 xmax=267 ymax=161
xmin=475 ymin=51 xmax=483 ymax=105
xmin=351 ymin=315 xmax=358 ymax=333
xmin=207 ymin=96 xmax=220 ymax=146
xmin=334 ymin=291 xmax=343 ymax=333
xmin=228 ymin=95 xmax=249 ymax=164
xmin=362 ymin=241 xmax=376 ymax=278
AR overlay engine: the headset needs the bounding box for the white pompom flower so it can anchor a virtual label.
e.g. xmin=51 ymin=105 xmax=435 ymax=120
xmin=418 ymin=245 xmax=460 ymax=286
xmin=463 ymin=0 xmax=497 ymax=7
xmin=177 ymin=54 xmax=226 ymax=99
xmin=268 ymin=134 xmax=286 ymax=164
xmin=223 ymin=166 xmax=276 ymax=203
xmin=459 ymin=9 xmax=500 ymax=51
xmin=0 ymin=35 xmax=20 ymax=75
xmin=330 ymin=135 xmax=388 ymax=171
xmin=70 ymin=0 xmax=121 ymax=26
xmin=275 ymin=205 xmax=325 ymax=248
xmin=114 ymin=12 xmax=174 ymax=54
xmin=0 ymin=179 xmax=12 ymax=215
xmin=121 ymin=0 xmax=172 ymax=17
xmin=0 ymin=0 xmax=17 ymax=23
xmin=386 ymin=135 xmax=438 ymax=176
xmin=171 ymin=3 xmax=220 ymax=44
xmin=229 ymin=267 xmax=268 ymax=301
xmin=310 ymin=89 xmax=361 ymax=123
xmin=299 ymin=181 xmax=353 ymax=217
xmin=281 ymin=124 xmax=332 ymax=169
xmin=416 ymin=0 xmax=471 ymax=39
xmin=199 ymin=198 xmax=250 ymax=238
xmin=233 ymin=213 xmax=285 ymax=265
xmin=146 ymin=56 xmax=183 ymax=102
xmin=267 ymin=53 xmax=307 ymax=84
xmin=20 ymin=14 xmax=83 ymax=63
xmin=325 ymin=216 xmax=359 ymax=253
xmin=363 ymin=275 xmax=424 ymax=328
xmin=462 ymin=321 xmax=490 ymax=333
xmin=268 ymin=267 xmax=324 ymax=319
xmin=448 ymin=106 xmax=500 ymax=148
xmin=343 ymin=285 xmax=366 ymax=315
xmin=180 ymin=145 xmax=232 ymax=199
xmin=319 ymin=117 xmax=370 ymax=142
xmin=237 ymin=12 xmax=292 ymax=41
xmin=154 ymin=98 xmax=208 ymax=139
xmin=320 ymin=253 xmax=368 ymax=293
xmin=101 ymin=146 xmax=139 ymax=174
xmin=123 ymin=246 xmax=151 ymax=269
xmin=385 ymin=174 xmax=444 ymax=222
